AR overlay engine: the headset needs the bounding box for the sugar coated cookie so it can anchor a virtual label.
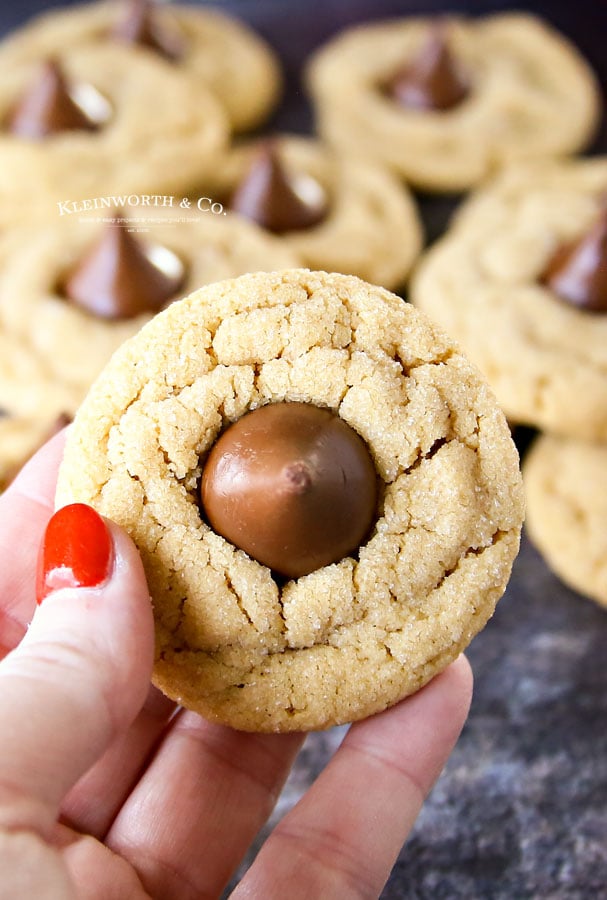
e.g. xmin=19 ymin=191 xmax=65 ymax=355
xmin=524 ymin=434 xmax=607 ymax=608
xmin=0 ymin=0 xmax=281 ymax=133
xmin=306 ymin=13 xmax=600 ymax=192
xmin=205 ymin=134 xmax=423 ymax=289
xmin=412 ymin=158 xmax=607 ymax=440
xmin=57 ymin=269 xmax=524 ymax=732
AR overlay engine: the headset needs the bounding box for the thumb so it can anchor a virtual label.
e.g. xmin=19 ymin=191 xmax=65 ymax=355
xmin=0 ymin=503 xmax=155 ymax=839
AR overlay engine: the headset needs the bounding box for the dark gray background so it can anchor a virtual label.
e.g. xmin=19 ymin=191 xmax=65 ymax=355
xmin=5 ymin=2 xmax=607 ymax=897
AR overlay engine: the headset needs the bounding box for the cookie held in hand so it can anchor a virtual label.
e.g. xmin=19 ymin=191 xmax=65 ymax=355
xmin=57 ymin=269 xmax=524 ymax=732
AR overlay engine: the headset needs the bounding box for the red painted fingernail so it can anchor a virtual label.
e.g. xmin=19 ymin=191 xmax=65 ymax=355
xmin=36 ymin=504 xmax=114 ymax=605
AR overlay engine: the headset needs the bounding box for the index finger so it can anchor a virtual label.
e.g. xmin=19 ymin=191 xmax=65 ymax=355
xmin=0 ymin=428 xmax=67 ymax=654
xmin=233 ymin=656 xmax=473 ymax=899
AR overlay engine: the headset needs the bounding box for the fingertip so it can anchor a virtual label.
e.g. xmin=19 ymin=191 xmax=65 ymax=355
xmin=0 ymin=511 xmax=156 ymax=826
xmin=401 ymin=653 xmax=474 ymax=744
xmin=105 ymin=518 xmax=155 ymax=650
xmin=436 ymin=653 xmax=474 ymax=718
xmin=104 ymin=518 xmax=152 ymax=600
xmin=345 ymin=653 xmax=474 ymax=800
xmin=92 ymin=518 xmax=156 ymax=709
xmin=29 ymin=509 xmax=155 ymax=720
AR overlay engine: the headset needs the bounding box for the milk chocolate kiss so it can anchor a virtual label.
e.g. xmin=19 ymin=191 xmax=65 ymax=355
xmin=112 ymin=0 xmax=183 ymax=60
xmin=542 ymin=211 xmax=607 ymax=313
xmin=8 ymin=60 xmax=98 ymax=138
xmin=200 ymin=403 xmax=378 ymax=579
xmin=62 ymin=221 xmax=185 ymax=320
xmin=386 ymin=26 xmax=469 ymax=112
xmin=230 ymin=144 xmax=328 ymax=234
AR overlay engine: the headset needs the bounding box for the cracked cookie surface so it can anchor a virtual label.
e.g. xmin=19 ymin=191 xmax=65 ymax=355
xmin=412 ymin=158 xmax=607 ymax=441
xmin=56 ymin=269 xmax=524 ymax=732
xmin=524 ymin=435 xmax=607 ymax=608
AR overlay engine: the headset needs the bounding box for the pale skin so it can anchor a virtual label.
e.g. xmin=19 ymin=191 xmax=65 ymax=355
xmin=0 ymin=431 xmax=473 ymax=899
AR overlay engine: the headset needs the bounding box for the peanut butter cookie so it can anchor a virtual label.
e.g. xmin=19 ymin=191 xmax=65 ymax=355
xmin=306 ymin=13 xmax=600 ymax=192
xmin=524 ymin=434 xmax=607 ymax=608
xmin=204 ymin=134 xmax=423 ymax=290
xmin=0 ymin=42 xmax=227 ymax=226
xmin=0 ymin=0 xmax=281 ymax=133
xmin=57 ymin=269 xmax=524 ymax=732
xmin=412 ymin=158 xmax=607 ymax=440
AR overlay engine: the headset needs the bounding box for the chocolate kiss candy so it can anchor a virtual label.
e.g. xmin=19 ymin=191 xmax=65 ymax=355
xmin=230 ymin=144 xmax=328 ymax=234
xmin=8 ymin=60 xmax=98 ymax=138
xmin=62 ymin=222 xmax=185 ymax=320
xmin=542 ymin=212 xmax=607 ymax=313
xmin=200 ymin=402 xmax=378 ymax=579
xmin=112 ymin=0 xmax=183 ymax=61
xmin=387 ymin=25 xmax=469 ymax=112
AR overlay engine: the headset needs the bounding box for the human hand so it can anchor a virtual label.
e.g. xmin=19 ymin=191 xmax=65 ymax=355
xmin=0 ymin=431 xmax=472 ymax=899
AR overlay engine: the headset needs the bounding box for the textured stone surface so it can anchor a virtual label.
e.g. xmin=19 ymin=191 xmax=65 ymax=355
xmin=384 ymin=531 xmax=607 ymax=897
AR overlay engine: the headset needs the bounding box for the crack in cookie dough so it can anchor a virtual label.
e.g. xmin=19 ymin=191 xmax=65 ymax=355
xmin=57 ymin=269 xmax=524 ymax=732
